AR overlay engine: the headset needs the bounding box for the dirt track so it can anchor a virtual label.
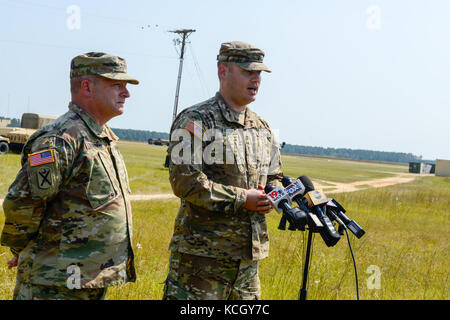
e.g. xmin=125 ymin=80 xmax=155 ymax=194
xmin=313 ymin=172 xmax=423 ymax=194
xmin=0 ymin=173 xmax=425 ymax=205
xmin=122 ymin=172 xmax=425 ymax=201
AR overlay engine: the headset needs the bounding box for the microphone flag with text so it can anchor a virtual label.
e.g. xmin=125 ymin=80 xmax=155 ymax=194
xmin=264 ymin=184 xmax=307 ymax=231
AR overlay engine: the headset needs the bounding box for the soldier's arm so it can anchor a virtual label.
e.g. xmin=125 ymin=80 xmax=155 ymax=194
xmin=266 ymin=129 xmax=284 ymax=188
xmin=169 ymin=163 xmax=248 ymax=213
xmin=1 ymin=135 xmax=73 ymax=256
xmin=168 ymin=113 xmax=247 ymax=214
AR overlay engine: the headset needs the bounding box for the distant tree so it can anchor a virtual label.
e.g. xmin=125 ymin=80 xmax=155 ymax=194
xmin=282 ymin=144 xmax=421 ymax=163
xmin=111 ymin=128 xmax=169 ymax=142
xmin=1 ymin=116 xmax=20 ymax=127
xmin=8 ymin=118 xmax=20 ymax=127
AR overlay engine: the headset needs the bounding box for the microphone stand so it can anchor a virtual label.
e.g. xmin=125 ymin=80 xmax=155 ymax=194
xmin=295 ymin=202 xmax=324 ymax=301
xmin=299 ymin=227 xmax=314 ymax=300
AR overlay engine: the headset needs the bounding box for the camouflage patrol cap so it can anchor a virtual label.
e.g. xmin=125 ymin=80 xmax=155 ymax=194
xmin=217 ymin=41 xmax=271 ymax=73
xmin=70 ymin=52 xmax=139 ymax=84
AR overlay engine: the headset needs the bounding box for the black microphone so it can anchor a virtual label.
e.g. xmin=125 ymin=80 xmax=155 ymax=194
xmin=326 ymin=199 xmax=365 ymax=239
xmin=265 ymin=184 xmax=307 ymax=231
xmin=298 ymin=176 xmax=341 ymax=247
xmin=323 ymin=208 xmax=346 ymax=235
xmin=282 ymin=176 xmax=323 ymax=231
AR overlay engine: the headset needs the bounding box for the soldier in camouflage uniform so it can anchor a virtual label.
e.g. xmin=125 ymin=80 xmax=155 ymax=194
xmin=1 ymin=52 xmax=139 ymax=300
xmin=163 ymin=41 xmax=283 ymax=300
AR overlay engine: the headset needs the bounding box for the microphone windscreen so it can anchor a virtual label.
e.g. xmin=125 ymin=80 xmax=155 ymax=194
xmin=281 ymin=176 xmax=293 ymax=187
xmin=298 ymin=175 xmax=315 ymax=192
xmin=264 ymin=184 xmax=275 ymax=194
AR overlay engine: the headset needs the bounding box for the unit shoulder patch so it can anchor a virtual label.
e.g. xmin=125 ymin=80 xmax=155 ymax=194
xmin=36 ymin=167 xmax=52 ymax=189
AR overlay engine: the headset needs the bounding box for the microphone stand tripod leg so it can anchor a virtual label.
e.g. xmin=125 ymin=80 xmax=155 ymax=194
xmin=299 ymin=228 xmax=314 ymax=301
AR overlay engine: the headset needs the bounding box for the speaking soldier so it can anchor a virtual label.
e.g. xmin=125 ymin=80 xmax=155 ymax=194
xmin=163 ymin=41 xmax=283 ymax=300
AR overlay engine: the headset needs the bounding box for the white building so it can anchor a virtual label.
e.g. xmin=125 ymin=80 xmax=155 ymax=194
xmin=435 ymin=159 xmax=450 ymax=177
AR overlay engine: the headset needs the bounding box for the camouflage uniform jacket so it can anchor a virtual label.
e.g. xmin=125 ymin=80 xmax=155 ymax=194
xmin=1 ymin=102 xmax=135 ymax=288
xmin=168 ymin=92 xmax=283 ymax=261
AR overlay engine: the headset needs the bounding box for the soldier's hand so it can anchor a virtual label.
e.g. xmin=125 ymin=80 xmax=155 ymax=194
xmin=7 ymin=256 xmax=18 ymax=269
xmin=244 ymin=186 xmax=273 ymax=214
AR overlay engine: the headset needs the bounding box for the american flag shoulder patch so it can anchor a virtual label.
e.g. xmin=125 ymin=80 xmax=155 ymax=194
xmin=185 ymin=121 xmax=205 ymax=138
xmin=28 ymin=149 xmax=55 ymax=167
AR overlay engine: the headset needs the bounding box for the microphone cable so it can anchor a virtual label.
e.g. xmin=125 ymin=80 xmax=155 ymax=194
xmin=344 ymin=228 xmax=360 ymax=300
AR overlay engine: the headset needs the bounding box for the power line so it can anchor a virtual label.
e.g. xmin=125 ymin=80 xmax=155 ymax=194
xmin=2 ymin=0 xmax=172 ymax=29
xmin=188 ymin=41 xmax=210 ymax=98
xmin=0 ymin=39 xmax=178 ymax=60
xmin=169 ymin=29 xmax=196 ymax=123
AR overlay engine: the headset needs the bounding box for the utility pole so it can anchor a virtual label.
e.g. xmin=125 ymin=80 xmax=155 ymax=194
xmin=164 ymin=29 xmax=195 ymax=168
xmin=170 ymin=29 xmax=195 ymax=123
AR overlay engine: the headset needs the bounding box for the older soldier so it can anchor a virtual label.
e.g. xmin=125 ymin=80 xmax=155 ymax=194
xmin=163 ymin=41 xmax=283 ymax=300
xmin=1 ymin=52 xmax=138 ymax=300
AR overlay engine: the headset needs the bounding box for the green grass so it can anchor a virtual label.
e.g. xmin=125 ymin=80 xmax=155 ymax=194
xmin=260 ymin=176 xmax=450 ymax=300
xmin=0 ymin=141 xmax=448 ymax=300
xmin=106 ymin=199 xmax=180 ymax=300
xmin=282 ymin=154 xmax=407 ymax=183
xmin=117 ymin=141 xmax=172 ymax=194
xmin=0 ymin=152 xmax=21 ymax=196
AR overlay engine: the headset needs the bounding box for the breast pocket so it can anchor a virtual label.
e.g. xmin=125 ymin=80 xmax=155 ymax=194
xmin=112 ymin=146 xmax=131 ymax=194
xmin=223 ymin=131 xmax=246 ymax=174
xmin=86 ymin=152 xmax=119 ymax=209
xmin=261 ymin=134 xmax=273 ymax=174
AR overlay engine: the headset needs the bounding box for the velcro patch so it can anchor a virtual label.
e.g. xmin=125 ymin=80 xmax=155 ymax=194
xmin=185 ymin=121 xmax=205 ymax=138
xmin=28 ymin=149 xmax=55 ymax=167
xmin=37 ymin=167 xmax=52 ymax=189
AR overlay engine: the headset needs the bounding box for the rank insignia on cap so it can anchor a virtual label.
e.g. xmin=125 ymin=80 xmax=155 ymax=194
xmin=28 ymin=149 xmax=55 ymax=167
xmin=185 ymin=121 xmax=205 ymax=138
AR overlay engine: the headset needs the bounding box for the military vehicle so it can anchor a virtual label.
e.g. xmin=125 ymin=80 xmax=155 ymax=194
xmin=20 ymin=113 xmax=57 ymax=129
xmin=0 ymin=136 xmax=9 ymax=155
xmin=148 ymin=138 xmax=170 ymax=146
xmin=0 ymin=113 xmax=57 ymax=153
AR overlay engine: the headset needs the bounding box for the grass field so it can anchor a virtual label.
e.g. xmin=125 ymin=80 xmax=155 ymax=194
xmin=0 ymin=140 xmax=449 ymax=300
xmin=281 ymin=153 xmax=408 ymax=183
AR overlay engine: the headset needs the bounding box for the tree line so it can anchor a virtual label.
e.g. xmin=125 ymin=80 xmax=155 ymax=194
xmin=281 ymin=144 xmax=422 ymax=163
xmin=111 ymin=128 xmax=169 ymax=142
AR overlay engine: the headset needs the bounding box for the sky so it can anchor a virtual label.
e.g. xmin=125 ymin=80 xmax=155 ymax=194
xmin=0 ymin=0 xmax=449 ymax=160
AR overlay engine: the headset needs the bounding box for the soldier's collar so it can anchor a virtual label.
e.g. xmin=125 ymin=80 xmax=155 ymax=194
xmin=216 ymin=92 xmax=245 ymax=126
xmin=68 ymin=102 xmax=117 ymax=141
xmin=215 ymin=92 xmax=258 ymax=129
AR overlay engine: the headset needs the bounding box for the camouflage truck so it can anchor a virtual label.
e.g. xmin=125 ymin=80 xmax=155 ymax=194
xmin=0 ymin=135 xmax=9 ymax=155
xmin=148 ymin=138 xmax=170 ymax=146
xmin=0 ymin=113 xmax=57 ymax=153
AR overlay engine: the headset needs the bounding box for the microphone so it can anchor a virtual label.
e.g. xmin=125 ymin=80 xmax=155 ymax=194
xmin=326 ymin=199 xmax=365 ymax=239
xmin=281 ymin=176 xmax=323 ymax=230
xmin=264 ymin=184 xmax=307 ymax=231
xmin=322 ymin=207 xmax=346 ymax=235
xmin=298 ymin=176 xmax=341 ymax=247
xmin=282 ymin=176 xmax=306 ymax=201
